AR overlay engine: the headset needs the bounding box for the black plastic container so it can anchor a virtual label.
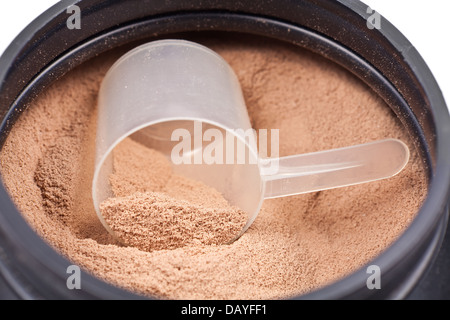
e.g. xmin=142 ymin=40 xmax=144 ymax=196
xmin=0 ymin=0 xmax=449 ymax=299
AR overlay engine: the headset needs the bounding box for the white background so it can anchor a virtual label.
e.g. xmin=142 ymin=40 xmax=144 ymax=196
xmin=0 ymin=0 xmax=449 ymax=111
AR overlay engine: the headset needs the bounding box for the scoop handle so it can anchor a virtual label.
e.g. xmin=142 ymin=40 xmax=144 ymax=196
xmin=261 ymin=139 xmax=409 ymax=199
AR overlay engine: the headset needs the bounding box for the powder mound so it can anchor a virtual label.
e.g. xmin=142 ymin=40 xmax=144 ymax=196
xmin=100 ymin=192 xmax=248 ymax=252
xmin=34 ymin=136 xmax=80 ymax=223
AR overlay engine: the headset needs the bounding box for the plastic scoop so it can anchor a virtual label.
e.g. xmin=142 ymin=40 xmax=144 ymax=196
xmin=92 ymin=39 xmax=409 ymax=240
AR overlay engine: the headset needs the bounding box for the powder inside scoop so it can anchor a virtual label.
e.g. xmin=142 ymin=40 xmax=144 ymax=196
xmin=100 ymin=138 xmax=247 ymax=252
xmin=100 ymin=191 xmax=247 ymax=252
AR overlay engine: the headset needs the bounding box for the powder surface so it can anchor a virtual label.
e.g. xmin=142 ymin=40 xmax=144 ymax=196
xmin=0 ymin=34 xmax=428 ymax=299
xmin=101 ymin=138 xmax=247 ymax=252
xmin=101 ymin=191 xmax=247 ymax=252
xmin=109 ymin=137 xmax=172 ymax=197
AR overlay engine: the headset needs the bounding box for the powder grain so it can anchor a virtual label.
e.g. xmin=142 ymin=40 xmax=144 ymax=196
xmin=0 ymin=34 xmax=428 ymax=299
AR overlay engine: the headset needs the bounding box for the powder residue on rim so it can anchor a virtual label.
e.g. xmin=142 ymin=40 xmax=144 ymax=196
xmin=0 ymin=34 xmax=428 ymax=299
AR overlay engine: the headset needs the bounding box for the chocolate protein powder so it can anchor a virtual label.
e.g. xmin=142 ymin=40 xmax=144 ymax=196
xmin=100 ymin=138 xmax=248 ymax=251
xmin=0 ymin=35 xmax=427 ymax=299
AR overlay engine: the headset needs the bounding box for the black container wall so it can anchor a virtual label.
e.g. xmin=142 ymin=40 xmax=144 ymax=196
xmin=0 ymin=0 xmax=449 ymax=299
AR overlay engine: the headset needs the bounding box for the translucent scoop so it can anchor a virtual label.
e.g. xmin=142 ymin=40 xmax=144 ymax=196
xmin=92 ymin=39 xmax=410 ymax=241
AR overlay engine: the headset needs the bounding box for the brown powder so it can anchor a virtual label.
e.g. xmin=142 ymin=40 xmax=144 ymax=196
xmin=100 ymin=191 xmax=248 ymax=252
xmin=0 ymin=34 xmax=428 ymax=299
xmin=109 ymin=137 xmax=172 ymax=197
xmin=109 ymin=137 xmax=232 ymax=208
xmin=102 ymin=137 xmax=248 ymax=251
